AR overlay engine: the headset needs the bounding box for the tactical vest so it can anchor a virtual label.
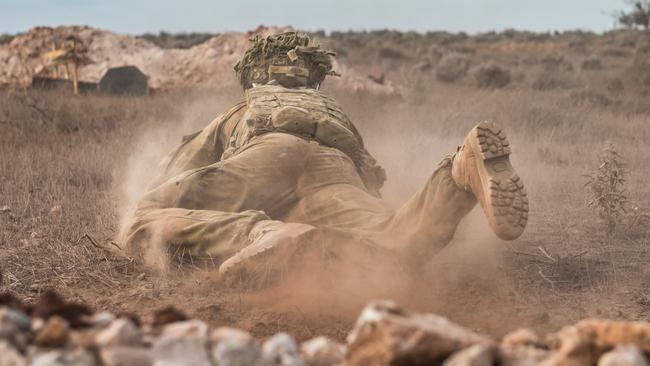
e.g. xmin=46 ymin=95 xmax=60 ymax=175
xmin=221 ymin=84 xmax=386 ymax=196
xmin=222 ymin=85 xmax=362 ymax=162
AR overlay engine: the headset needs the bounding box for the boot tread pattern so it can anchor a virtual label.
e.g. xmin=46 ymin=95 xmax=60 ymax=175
xmin=489 ymin=178 xmax=528 ymax=229
xmin=477 ymin=121 xmax=529 ymax=235
xmin=476 ymin=122 xmax=512 ymax=159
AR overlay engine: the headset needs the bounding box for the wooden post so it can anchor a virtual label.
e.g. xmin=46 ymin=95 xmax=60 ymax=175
xmin=50 ymin=44 xmax=58 ymax=78
xmin=70 ymin=61 xmax=79 ymax=95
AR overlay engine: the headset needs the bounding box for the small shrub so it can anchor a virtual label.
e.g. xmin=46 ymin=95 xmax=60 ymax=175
xmin=570 ymin=90 xmax=614 ymax=108
xmin=620 ymin=58 xmax=650 ymax=95
xmin=569 ymin=42 xmax=588 ymax=54
xmin=606 ymin=78 xmax=625 ymax=93
xmin=599 ymin=47 xmax=632 ymax=58
xmin=435 ymin=53 xmax=469 ymax=83
xmin=541 ymin=56 xmax=574 ymax=72
xmin=138 ymin=31 xmax=215 ymax=49
xmin=429 ymin=47 xmax=444 ymax=64
xmin=635 ymin=38 xmax=650 ymax=54
xmin=532 ymin=72 xmax=572 ymax=91
xmin=473 ymin=64 xmax=511 ymax=89
xmin=581 ymin=58 xmax=602 ymax=70
xmin=54 ymin=103 xmax=80 ymax=133
xmin=0 ymin=34 xmax=15 ymax=45
xmin=377 ymin=47 xmax=407 ymax=60
xmin=584 ymin=144 xmax=630 ymax=237
xmin=448 ymin=45 xmax=475 ymax=54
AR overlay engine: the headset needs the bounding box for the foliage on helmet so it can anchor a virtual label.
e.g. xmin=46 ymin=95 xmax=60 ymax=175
xmin=234 ymin=32 xmax=337 ymax=90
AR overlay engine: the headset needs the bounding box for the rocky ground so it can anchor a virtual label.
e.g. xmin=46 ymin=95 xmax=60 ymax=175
xmin=2 ymin=291 xmax=650 ymax=366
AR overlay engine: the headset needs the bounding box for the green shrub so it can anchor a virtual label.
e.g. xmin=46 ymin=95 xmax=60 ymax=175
xmin=584 ymin=144 xmax=630 ymax=237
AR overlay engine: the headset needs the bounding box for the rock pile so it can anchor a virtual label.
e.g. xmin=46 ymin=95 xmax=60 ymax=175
xmin=2 ymin=291 xmax=650 ymax=365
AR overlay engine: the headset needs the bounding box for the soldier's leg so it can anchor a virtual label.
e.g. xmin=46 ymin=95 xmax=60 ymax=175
xmin=220 ymin=122 xmax=528 ymax=273
xmin=140 ymin=133 xmax=313 ymax=216
xmin=216 ymin=142 xmax=388 ymax=276
xmin=122 ymin=133 xmax=310 ymax=268
xmin=281 ymin=157 xmax=475 ymax=267
xmin=385 ymin=157 xmax=477 ymax=266
xmin=124 ymin=133 xmax=368 ymax=270
xmin=122 ymin=207 xmax=271 ymax=270
xmin=282 ymin=122 xmax=527 ymax=267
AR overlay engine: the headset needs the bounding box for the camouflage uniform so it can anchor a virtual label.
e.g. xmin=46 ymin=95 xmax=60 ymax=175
xmin=122 ymin=32 xmax=504 ymax=271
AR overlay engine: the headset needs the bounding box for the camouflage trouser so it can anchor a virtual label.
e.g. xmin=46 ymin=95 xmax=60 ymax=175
xmin=122 ymin=133 xmax=476 ymax=268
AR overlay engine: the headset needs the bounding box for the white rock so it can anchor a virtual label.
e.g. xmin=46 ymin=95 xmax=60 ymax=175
xmin=152 ymin=336 xmax=211 ymax=366
xmin=0 ymin=206 xmax=10 ymax=213
xmin=100 ymin=347 xmax=153 ymax=366
xmin=152 ymin=320 xmax=211 ymax=366
xmin=0 ymin=340 xmax=26 ymax=366
xmin=599 ymin=346 xmax=649 ymax=366
xmin=262 ymin=333 xmax=304 ymax=366
xmin=84 ymin=312 xmax=116 ymax=328
xmin=211 ymin=327 xmax=261 ymax=366
xmin=95 ymin=319 xmax=140 ymax=347
xmin=31 ymin=318 xmax=45 ymax=333
xmin=300 ymin=336 xmax=345 ymax=366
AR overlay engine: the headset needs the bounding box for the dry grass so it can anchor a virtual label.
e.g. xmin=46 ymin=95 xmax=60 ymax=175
xmin=1 ymin=54 xmax=650 ymax=338
xmin=0 ymin=88 xmax=237 ymax=304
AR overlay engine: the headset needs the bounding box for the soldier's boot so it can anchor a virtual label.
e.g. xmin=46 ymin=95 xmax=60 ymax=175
xmin=451 ymin=121 xmax=528 ymax=240
xmin=218 ymin=221 xmax=319 ymax=278
xmin=219 ymin=220 xmax=400 ymax=287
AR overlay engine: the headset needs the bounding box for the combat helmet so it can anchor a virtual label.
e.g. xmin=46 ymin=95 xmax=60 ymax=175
xmin=234 ymin=32 xmax=338 ymax=90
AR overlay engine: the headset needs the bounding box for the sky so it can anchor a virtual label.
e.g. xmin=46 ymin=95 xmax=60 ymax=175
xmin=1 ymin=0 xmax=625 ymax=35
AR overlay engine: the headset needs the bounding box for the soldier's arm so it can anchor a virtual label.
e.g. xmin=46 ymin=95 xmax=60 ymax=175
xmin=147 ymin=102 xmax=246 ymax=189
xmin=345 ymin=117 xmax=387 ymax=196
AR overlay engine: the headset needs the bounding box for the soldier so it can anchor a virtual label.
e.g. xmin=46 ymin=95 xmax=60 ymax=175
xmin=121 ymin=32 xmax=528 ymax=277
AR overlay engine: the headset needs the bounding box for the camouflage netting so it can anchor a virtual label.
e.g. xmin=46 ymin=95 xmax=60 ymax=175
xmin=234 ymin=32 xmax=338 ymax=90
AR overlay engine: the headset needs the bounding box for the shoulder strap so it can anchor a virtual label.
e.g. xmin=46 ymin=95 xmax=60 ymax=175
xmin=213 ymin=101 xmax=247 ymax=151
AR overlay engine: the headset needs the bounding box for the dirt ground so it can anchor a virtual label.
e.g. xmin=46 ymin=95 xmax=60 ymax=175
xmin=1 ymin=68 xmax=649 ymax=342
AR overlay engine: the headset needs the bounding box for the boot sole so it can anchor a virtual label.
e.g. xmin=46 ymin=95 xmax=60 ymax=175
xmin=469 ymin=121 xmax=528 ymax=240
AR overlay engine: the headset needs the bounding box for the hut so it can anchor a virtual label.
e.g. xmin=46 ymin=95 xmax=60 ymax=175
xmin=99 ymin=66 xmax=148 ymax=96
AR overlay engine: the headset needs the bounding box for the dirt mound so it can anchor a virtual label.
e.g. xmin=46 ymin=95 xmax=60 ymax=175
xmin=2 ymin=292 xmax=650 ymax=365
xmin=0 ymin=26 xmax=155 ymax=86
xmin=0 ymin=26 xmax=400 ymax=95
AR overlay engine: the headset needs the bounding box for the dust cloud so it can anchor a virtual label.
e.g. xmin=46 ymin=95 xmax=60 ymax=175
xmin=116 ymin=91 xmax=238 ymax=257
